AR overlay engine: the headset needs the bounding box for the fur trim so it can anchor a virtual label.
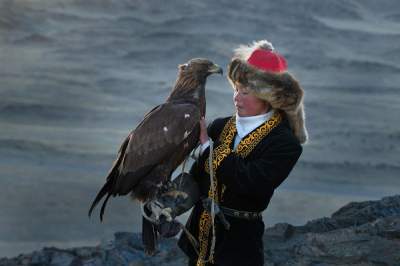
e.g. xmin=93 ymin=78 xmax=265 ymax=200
xmin=227 ymin=58 xmax=308 ymax=144
xmin=286 ymin=102 xmax=308 ymax=144
xmin=233 ymin=40 xmax=274 ymax=62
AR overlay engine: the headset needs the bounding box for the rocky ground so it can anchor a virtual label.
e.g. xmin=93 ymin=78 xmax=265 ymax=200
xmin=1 ymin=195 xmax=399 ymax=266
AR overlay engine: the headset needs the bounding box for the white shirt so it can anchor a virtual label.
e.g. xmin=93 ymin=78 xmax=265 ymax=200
xmin=200 ymin=110 xmax=273 ymax=153
xmin=233 ymin=111 xmax=273 ymax=150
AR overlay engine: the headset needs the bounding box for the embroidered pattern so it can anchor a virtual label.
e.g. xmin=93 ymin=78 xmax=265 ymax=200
xmin=196 ymin=211 xmax=211 ymax=266
xmin=196 ymin=111 xmax=281 ymax=266
xmin=204 ymin=117 xmax=235 ymax=174
xmin=197 ymin=118 xmax=235 ymax=265
xmin=236 ymin=111 xmax=282 ymax=157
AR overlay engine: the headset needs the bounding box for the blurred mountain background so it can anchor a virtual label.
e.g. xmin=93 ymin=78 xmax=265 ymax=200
xmin=1 ymin=0 xmax=399 ymax=258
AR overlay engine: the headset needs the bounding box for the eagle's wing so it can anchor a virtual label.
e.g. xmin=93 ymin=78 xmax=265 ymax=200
xmin=88 ymin=101 xmax=200 ymax=219
xmin=116 ymin=101 xmax=200 ymax=189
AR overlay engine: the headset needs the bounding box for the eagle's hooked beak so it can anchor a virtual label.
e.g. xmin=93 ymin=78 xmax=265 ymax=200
xmin=208 ymin=64 xmax=223 ymax=75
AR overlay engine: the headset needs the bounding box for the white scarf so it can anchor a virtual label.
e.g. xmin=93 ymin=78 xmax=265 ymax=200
xmin=200 ymin=110 xmax=273 ymax=153
xmin=233 ymin=111 xmax=273 ymax=150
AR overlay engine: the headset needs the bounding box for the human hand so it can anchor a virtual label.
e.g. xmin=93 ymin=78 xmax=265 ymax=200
xmin=199 ymin=117 xmax=209 ymax=144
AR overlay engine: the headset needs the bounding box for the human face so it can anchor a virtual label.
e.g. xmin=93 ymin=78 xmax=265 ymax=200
xmin=233 ymin=82 xmax=270 ymax=117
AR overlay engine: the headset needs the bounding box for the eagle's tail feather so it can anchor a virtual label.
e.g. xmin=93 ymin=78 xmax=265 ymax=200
xmin=88 ymin=134 xmax=130 ymax=219
xmin=100 ymin=193 xmax=112 ymax=222
xmin=88 ymin=179 xmax=112 ymax=218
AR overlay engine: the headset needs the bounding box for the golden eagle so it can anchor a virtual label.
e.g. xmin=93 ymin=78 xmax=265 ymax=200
xmin=88 ymin=58 xmax=222 ymax=221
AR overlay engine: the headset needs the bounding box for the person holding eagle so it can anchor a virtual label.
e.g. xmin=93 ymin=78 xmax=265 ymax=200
xmin=89 ymin=39 xmax=306 ymax=266
xmin=177 ymin=40 xmax=307 ymax=266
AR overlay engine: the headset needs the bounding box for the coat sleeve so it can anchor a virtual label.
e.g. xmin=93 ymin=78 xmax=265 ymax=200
xmin=216 ymin=135 xmax=302 ymax=197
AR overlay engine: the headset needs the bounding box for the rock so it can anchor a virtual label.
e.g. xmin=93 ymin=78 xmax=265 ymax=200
xmin=72 ymin=247 xmax=96 ymax=258
xmin=1 ymin=195 xmax=399 ymax=266
xmin=30 ymin=250 xmax=50 ymax=265
xmin=114 ymin=232 xmax=143 ymax=251
xmin=48 ymin=250 xmax=75 ymax=266
xmin=265 ymin=223 xmax=295 ymax=240
xmin=81 ymin=257 xmax=103 ymax=266
xmin=297 ymin=195 xmax=400 ymax=234
xmin=262 ymin=195 xmax=400 ymax=266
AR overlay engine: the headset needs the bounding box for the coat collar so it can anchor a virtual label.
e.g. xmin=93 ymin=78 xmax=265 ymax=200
xmin=235 ymin=110 xmax=274 ymax=139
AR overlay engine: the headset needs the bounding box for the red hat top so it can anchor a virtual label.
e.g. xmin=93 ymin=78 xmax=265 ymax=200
xmin=247 ymin=48 xmax=287 ymax=73
xmin=234 ymin=40 xmax=288 ymax=73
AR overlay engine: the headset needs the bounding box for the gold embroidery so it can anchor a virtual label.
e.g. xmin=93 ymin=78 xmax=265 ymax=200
xmin=204 ymin=118 xmax=235 ymax=174
xmin=236 ymin=111 xmax=282 ymax=157
xmin=218 ymin=117 xmax=235 ymax=143
xmin=196 ymin=111 xmax=281 ymax=265
xmin=197 ymin=118 xmax=235 ymax=265
xmin=196 ymin=211 xmax=211 ymax=266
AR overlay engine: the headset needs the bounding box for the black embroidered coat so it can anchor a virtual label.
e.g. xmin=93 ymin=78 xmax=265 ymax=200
xmin=178 ymin=111 xmax=302 ymax=266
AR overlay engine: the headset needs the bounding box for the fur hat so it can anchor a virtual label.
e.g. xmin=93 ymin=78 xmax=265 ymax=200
xmin=227 ymin=40 xmax=308 ymax=144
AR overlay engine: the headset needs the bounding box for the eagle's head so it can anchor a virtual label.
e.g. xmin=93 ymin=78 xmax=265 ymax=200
xmin=169 ymin=58 xmax=223 ymax=102
xmin=178 ymin=58 xmax=223 ymax=80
